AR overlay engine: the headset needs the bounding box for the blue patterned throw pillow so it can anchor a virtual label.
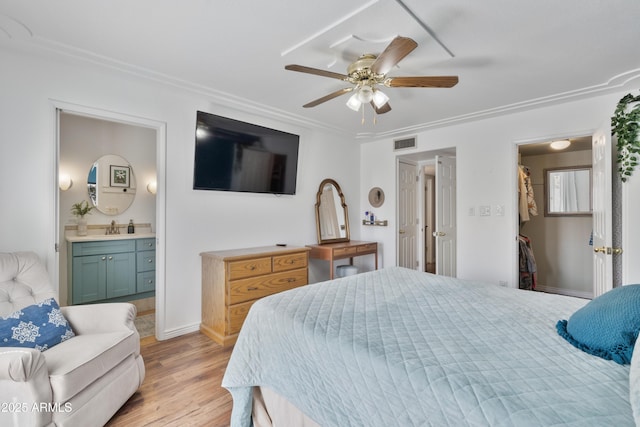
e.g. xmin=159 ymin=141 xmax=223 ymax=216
xmin=0 ymin=298 xmax=75 ymax=351
xmin=557 ymin=285 xmax=640 ymax=365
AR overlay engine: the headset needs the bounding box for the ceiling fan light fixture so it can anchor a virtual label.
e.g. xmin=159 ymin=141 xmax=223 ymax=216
xmin=356 ymin=85 xmax=374 ymax=103
xmin=372 ymin=89 xmax=389 ymax=108
xmin=550 ymin=139 xmax=571 ymax=150
xmin=346 ymin=93 xmax=362 ymax=111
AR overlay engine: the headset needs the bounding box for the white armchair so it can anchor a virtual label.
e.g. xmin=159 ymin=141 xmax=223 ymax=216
xmin=0 ymin=251 xmax=145 ymax=426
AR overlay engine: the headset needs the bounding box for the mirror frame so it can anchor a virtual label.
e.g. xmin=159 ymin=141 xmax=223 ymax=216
xmin=315 ymin=178 xmax=350 ymax=244
xmin=543 ymin=165 xmax=592 ymax=217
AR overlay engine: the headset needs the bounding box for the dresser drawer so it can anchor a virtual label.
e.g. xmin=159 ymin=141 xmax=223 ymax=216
xmin=228 ymin=257 xmax=272 ymax=280
xmin=333 ymin=246 xmax=357 ymax=257
xmin=273 ymin=252 xmax=308 ymax=272
xmin=228 ymin=300 xmax=256 ymax=334
xmin=357 ymin=243 xmax=377 ymax=253
xmin=229 ymin=269 xmax=308 ymax=304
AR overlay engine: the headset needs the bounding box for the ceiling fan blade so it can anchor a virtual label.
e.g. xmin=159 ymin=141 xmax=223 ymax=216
xmin=386 ymin=76 xmax=459 ymax=88
xmin=303 ymin=87 xmax=353 ymax=108
xmin=370 ymin=36 xmax=418 ymax=76
xmin=371 ymin=101 xmax=391 ymax=114
xmin=285 ymin=64 xmax=348 ymax=81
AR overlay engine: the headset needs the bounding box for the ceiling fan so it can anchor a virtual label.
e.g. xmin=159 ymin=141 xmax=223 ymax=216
xmin=285 ymin=36 xmax=458 ymax=115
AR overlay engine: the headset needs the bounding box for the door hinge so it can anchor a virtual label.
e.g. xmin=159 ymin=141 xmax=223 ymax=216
xmin=55 ymin=243 xmax=59 ymax=253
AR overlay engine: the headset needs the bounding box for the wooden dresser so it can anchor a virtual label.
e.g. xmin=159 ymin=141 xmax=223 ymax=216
xmin=200 ymin=245 xmax=310 ymax=346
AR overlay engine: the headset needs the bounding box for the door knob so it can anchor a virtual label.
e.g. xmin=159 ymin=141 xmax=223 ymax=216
xmin=399 ymin=230 xmax=406 ymax=234
xmin=612 ymin=248 xmax=623 ymax=255
xmin=433 ymin=231 xmax=446 ymax=237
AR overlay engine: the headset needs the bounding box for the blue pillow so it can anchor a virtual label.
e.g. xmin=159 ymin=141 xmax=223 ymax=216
xmin=557 ymin=285 xmax=640 ymax=364
xmin=0 ymin=298 xmax=75 ymax=351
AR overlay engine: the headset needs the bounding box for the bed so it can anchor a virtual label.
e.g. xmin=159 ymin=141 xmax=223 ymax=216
xmin=222 ymin=267 xmax=639 ymax=426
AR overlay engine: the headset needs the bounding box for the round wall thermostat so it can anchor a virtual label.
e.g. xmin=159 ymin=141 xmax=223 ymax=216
xmin=368 ymin=187 xmax=385 ymax=207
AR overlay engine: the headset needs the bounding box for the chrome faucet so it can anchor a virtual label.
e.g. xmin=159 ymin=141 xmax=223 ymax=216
xmin=106 ymin=220 xmax=120 ymax=235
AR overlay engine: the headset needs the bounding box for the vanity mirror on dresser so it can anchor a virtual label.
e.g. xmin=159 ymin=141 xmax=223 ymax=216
xmin=309 ymin=178 xmax=378 ymax=279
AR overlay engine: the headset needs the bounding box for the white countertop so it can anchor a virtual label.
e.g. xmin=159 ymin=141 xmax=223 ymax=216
xmin=66 ymin=233 xmax=156 ymax=243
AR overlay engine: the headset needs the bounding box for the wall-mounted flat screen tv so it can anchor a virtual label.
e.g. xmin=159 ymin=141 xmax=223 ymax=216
xmin=193 ymin=111 xmax=300 ymax=195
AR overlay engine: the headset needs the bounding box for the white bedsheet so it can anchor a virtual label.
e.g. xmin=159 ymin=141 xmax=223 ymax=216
xmin=223 ymin=267 xmax=634 ymax=426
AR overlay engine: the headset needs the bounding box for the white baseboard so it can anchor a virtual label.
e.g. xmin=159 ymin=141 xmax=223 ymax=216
xmin=156 ymin=322 xmax=201 ymax=341
xmin=535 ymin=284 xmax=592 ymax=300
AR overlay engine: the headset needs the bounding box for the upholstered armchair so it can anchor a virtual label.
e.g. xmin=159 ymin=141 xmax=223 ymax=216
xmin=0 ymin=251 xmax=145 ymax=426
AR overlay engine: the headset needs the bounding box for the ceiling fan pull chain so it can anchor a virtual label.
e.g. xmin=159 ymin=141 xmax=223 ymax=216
xmin=373 ymin=110 xmax=377 ymax=125
xmin=361 ymin=104 xmax=365 ymax=125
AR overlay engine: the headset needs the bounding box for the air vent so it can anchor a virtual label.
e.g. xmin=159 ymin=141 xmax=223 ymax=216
xmin=394 ymin=136 xmax=417 ymax=151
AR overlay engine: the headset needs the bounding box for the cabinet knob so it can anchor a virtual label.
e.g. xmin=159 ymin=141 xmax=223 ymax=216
xmin=108 ymin=256 xmax=113 ymax=260
xmin=148 ymin=259 xmax=153 ymax=263
xmin=148 ymin=280 xmax=153 ymax=284
xmin=147 ymin=243 xmax=152 ymax=247
xmin=101 ymin=256 xmax=106 ymax=261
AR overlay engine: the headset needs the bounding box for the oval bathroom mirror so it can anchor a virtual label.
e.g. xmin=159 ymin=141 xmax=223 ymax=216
xmin=88 ymin=154 xmax=136 ymax=215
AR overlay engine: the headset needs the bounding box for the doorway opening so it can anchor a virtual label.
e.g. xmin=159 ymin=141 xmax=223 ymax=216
xmin=54 ymin=102 xmax=165 ymax=339
xmin=397 ymin=148 xmax=456 ymax=276
xmin=517 ymin=136 xmax=594 ymax=298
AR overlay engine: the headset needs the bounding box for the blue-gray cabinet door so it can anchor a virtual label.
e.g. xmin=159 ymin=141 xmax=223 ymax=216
xmin=72 ymin=255 xmax=108 ymax=304
xmin=106 ymin=252 xmax=137 ymax=298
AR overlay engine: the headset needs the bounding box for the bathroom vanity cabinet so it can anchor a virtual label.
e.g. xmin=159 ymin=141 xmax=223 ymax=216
xmin=67 ymin=236 xmax=156 ymax=304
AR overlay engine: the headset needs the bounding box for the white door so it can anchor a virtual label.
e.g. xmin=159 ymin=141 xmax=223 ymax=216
xmin=434 ymin=156 xmax=456 ymax=276
xmin=592 ymin=123 xmax=615 ymax=297
xmin=398 ymin=160 xmax=418 ymax=269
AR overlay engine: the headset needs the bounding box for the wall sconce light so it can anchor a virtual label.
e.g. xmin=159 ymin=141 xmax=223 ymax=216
xmin=59 ymin=173 xmax=73 ymax=191
xmin=146 ymin=181 xmax=157 ymax=195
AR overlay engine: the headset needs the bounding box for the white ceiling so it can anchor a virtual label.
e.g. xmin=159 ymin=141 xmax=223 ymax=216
xmin=1 ymin=0 xmax=639 ymax=138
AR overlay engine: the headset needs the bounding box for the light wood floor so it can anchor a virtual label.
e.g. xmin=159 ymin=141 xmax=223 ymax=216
xmin=106 ymin=332 xmax=235 ymax=427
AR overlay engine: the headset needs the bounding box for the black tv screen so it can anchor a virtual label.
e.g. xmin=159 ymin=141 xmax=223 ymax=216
xmin=193 ymin=111 xmax=300 ymax=195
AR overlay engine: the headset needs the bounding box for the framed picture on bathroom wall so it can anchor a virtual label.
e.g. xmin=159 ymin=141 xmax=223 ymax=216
xmin=110 ymin=165 xmax=130 ymax=188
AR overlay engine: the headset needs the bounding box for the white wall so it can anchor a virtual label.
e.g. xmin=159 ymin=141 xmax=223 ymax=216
xmin=0 ymin=46 xmax=358 ymax=338
xmin=360 ymin=92 xmax=637 ymax=287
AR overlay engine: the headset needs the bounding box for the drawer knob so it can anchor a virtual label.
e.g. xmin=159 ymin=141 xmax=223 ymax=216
xmin=148 ymin=259 xmax=153 ymax=263
xmin=249 ymin=266 xmax=256 ymax=270
xmin=148 ymin=280 xmax=153 ymax=284
xmin=287 ymin=278 xmax=296 ymax=283
xmin=147 ymin=243 xmax=153 ymax=247
xmin=247 ymin=286 xmax=258 ymax=291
